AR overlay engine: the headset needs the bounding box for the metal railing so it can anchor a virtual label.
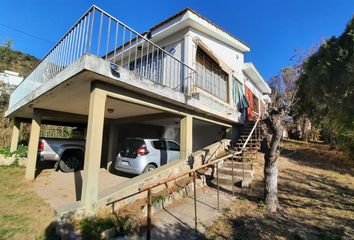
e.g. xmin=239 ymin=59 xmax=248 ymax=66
xmin=9 ymin=5 xmax=196 ymax=108
xmin=107 ymin=115 xmax=261 ymax=240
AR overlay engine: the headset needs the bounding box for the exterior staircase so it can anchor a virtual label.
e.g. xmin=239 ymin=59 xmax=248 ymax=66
xmin=211 ymin=120 xmax=262 ymax=192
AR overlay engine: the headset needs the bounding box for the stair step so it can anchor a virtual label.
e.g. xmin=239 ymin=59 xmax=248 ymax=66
xmin=243 ymin=127 xmax=259 ymax=131
xmin=235 ymin=147 xmax=260 ymax=151
xmin=239 ymin=135 xmax=261 ymax=140
xmin=218 ymin=169 xmax=253 ymax=178
xmin=219 ymin=168 xmax=253 ymax=176
xmin=238 ymin=137 xmax=260 ymax=141
xmin=222 ymin=161 xmax=253 ymax=170
xmin=235 ymin=143 xmax=259 ymax=147
xmin=211 ymin=173 xmax=253 ymax=186
xmin=229 ymin=151 xmax=258 ymax=157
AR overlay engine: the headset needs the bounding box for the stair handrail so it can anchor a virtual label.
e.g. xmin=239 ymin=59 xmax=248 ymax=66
xmin=107 ymin=113 xmax=262 ymax=240
xmin=230 ymin=111 xmax=261 ymax=189
xmin=239 ymin=111 xmax=261 ymax=153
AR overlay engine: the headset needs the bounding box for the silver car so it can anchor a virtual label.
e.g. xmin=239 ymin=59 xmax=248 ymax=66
xmin=115 ymin=138 xmax=180 ymax=174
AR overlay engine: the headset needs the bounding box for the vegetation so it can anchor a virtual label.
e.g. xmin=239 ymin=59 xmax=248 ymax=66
xmin=0 ymin=166 xmax=56 ymax=240
xmin=0 ymin=145 xmax=12 ymax=157
xmin=0 ymin=41 xmax=37 ymax=148
xmin=79 ymin=217 xmax=116 ymax=239
xmin=0 ymin=41 xmax=77 ymax=149
xmin=0 ymin=40 xmax=38 ymax=76
xmin=77 ymin=211 xmax=140 ymax=239
xmin=261 ymin=16 xmax=354 ymax=213
xmin=297 ymin=16 xmax=354 ymax=157
xmin=206 ymin=141 xmax=354 ymax=240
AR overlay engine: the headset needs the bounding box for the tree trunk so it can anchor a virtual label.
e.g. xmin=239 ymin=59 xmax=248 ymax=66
xmin=262 ymin=112 xmax=284 ymax=213
xmin=264 ymin=154 xmax=279 ymax=213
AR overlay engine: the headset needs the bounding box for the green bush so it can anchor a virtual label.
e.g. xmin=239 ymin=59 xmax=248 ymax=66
xmin=79 ymin=217 xmax=115 ymax=240
xmin=0 ymin=146 xmax=11 ymax=158
xmin=14 ymin=144 xmax=28 ymax=158
xmin=79 ymin=214 xmax=138 ymax=239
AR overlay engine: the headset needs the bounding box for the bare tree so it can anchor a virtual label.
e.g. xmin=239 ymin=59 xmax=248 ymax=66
xmin=262 ymin=71 xmax=300 ymax=213
xmin=261 ymin=109 xmax=285 ymax=212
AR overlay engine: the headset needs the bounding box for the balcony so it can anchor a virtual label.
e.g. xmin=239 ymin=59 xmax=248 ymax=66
xmin=8 ymin=5 xmax=196 ymax=111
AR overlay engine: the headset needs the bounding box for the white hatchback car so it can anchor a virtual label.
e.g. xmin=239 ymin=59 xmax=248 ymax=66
xmin=115 ymin=138 xmax=180 ymax=175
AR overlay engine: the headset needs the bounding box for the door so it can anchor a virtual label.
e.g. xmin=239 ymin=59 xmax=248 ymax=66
xmin=245 ymin=86 xmax=256 ymax=120
xmin=151 ymin=140 xmax=168 ymax=166
xmin=167 ymin=140 xmax=180 ymax=162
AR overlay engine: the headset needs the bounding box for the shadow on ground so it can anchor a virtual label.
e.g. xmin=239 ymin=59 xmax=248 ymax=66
xmin=280 ymin=141 xmax=354 ymax=176
xmin=206 ymin=148 xmax=354 ymax=240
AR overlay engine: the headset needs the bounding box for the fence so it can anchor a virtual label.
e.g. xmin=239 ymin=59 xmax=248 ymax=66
xmin=9 ymin=5 xmax=196 ymax=109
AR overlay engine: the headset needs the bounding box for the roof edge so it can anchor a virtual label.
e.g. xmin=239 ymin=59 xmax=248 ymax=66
xmin=243 ymin=62 xmax=271 ymax=94
xmin=149 ymin=8 xmax=250 ymax=50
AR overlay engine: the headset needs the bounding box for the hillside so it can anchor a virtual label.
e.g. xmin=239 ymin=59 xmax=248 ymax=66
xmin=0 ymin=41 xmax=39 ymax=77
xmin=0 ymin=41 xmax=39 ymax=147
xmin=205 ymin=140 xmax=354 ymax=240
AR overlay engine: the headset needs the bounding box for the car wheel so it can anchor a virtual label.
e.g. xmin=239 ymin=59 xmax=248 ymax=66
xmin=60 ymin=151 xmax=83 ymax=173
xmin=143 ymin=164 xmax=156 ymax=173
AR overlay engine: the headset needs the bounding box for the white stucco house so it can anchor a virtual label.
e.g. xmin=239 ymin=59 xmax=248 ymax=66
xmin=5 ymin=6 xmax=271 ymax=215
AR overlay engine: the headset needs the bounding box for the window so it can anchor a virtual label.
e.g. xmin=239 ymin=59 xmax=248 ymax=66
xmin=152 ymin=140 xmax=167 ymax=150
xmin=195 ymin=47 xmax=228 ymax=102
xmin=167 ymin=141 xmax=180 ymax=151
xmin=120 ymin=139 xmax=145 ymax=158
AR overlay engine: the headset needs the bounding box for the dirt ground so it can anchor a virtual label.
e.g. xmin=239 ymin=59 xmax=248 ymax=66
xmin=205 ymin=140 xmax=354 ymax=240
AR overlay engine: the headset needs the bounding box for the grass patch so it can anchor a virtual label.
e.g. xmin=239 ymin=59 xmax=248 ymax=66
xmin=0 ymin=166 xmax=56 ymax=240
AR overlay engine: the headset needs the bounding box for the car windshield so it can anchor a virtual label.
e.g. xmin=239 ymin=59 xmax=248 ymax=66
xmin=120 ymin=139 xmax=145 ymax=158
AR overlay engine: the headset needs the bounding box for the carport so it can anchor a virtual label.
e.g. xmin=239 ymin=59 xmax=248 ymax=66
xmin=8 ymin=64 xmax=232 ymax=213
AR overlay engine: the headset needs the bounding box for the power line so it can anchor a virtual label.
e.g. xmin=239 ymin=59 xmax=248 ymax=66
xmin=0 ymin=23 xmax=54 ymax=45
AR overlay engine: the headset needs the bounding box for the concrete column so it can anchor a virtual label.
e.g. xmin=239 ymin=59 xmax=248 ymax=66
xmin=25 ymin=109 xmax=41 ymax=180
xmin=180 ymin=115 xmax=193 ymax=160
xmin=107 ymin=123 xmax=118 ymax=169
xmin=81 ymin=87 xmax=106 ymax=213
xmin=183 ymin=33 xmax=194 ymax=94
xmin=228 ymin=74 xmax=233 ymax=106
xmin=10 ymin=118 xmax=21 ymax=152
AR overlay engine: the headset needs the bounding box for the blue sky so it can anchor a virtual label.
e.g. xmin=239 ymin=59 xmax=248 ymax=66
xmin=0 ymin=0 xmax=353 ymax=81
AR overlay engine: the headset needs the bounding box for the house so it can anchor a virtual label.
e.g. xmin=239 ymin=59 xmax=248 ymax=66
xmin=0 ymin=70 xmax=23 ymax=86
xmin=5 ymin=6 xmax=271 ymax=214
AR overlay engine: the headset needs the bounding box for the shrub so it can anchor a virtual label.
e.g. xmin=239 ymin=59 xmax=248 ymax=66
xmin=0 ymin=145 xmax=11 ymax=158
xmin=79 ymin=217 xmax=115 ymax=240
xmin=79 ymin=213 xmax=138 ymax=239
xmin=14 ymin=144 xmax=28 ymax=158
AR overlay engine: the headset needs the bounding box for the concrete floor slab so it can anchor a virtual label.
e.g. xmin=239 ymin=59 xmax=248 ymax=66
xmin=32 ymin=166 xmax=132 ymax=209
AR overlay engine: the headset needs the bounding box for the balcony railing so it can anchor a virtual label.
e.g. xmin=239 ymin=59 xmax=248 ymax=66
xmin=9 ymin=5 xmax=196 ymax=109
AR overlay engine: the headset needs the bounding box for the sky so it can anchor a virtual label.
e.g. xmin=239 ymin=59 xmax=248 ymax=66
xmin=0 ymin=0 xmax=353 ymax=81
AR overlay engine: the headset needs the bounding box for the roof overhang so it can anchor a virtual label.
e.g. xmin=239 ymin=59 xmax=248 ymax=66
xmin=242 ymin=62 xmax=271 ymax=94
xmin=149 ymin=9 xmax=250 ymax=53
